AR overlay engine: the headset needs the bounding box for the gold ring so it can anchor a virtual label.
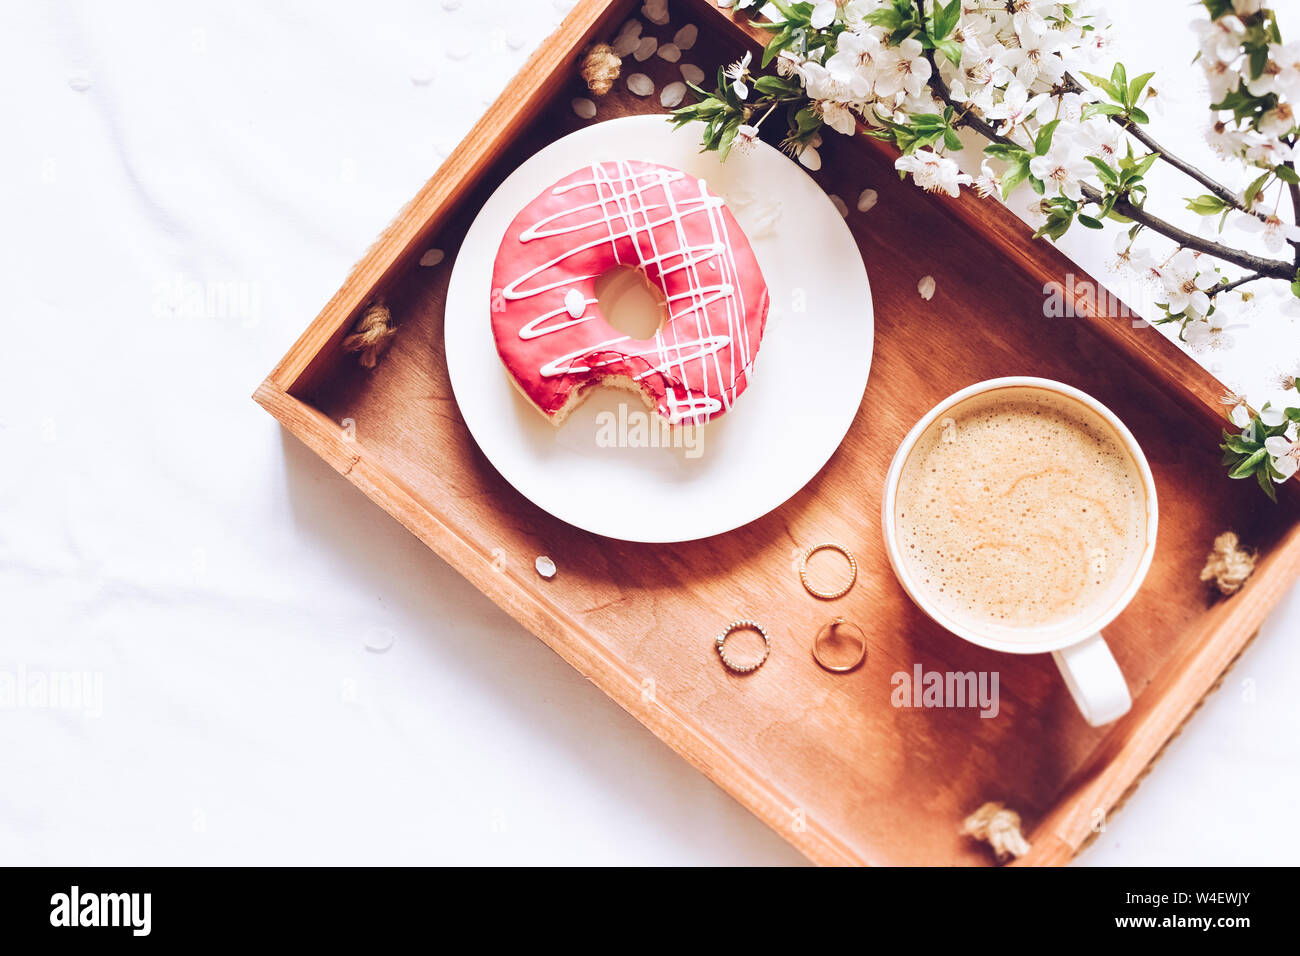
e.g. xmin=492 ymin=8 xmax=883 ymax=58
xmin=799 ymin=542 xmax=857 ymax=599
xmin=812 ymin=617 xmax=867 ymax=673
xmin=715 ymin=619 xmax=770 ymax=674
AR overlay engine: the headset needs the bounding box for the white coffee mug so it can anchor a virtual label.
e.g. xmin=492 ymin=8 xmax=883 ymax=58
xmin=880 ymin=377 xmax=1159 ymax=726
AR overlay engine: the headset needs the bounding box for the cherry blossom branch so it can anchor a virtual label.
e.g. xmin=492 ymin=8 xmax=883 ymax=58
xmin=917 ymin=42 xmax=1298 ymax=280
xmin=1061 ymin=72 xmax=1261 ymax=219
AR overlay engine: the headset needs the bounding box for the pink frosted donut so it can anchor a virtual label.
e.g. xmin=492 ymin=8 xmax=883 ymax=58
xmin=490 ymin=160 xmax=770 ymax=426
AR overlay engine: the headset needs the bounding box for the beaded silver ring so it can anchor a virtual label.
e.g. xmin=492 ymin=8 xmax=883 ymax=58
xmin=799 ymin=542 xmax=858 ymax=600
xmin=715 ymin=619 xmax=771 ymax=674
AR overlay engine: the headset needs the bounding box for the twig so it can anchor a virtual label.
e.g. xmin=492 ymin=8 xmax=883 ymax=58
xmin=1211 ymin=272 xmax=1267 ymax=296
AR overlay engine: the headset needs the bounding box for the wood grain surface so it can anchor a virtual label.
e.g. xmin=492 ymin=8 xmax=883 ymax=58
xmin=255 ymin=0 xmax=1300 ymax=865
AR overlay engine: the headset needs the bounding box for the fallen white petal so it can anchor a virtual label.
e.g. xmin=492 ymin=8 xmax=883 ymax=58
xmin=660 ymin=81 xmax=687 ymax=108
xmin=536 ymin=555 xmax=557 ymax=579
xmin=642 ymin=0 xmax=670 ymax=26
xmin=571 ymin=97 xmax=597 ymax=119
xmin=857 ymin=188 xmax=878 ymax=212
xmin=798 ymin=146 xmax=821 ymax=171
xmin=679 ymin=63 xmax=705 ymax=85
xmin=657 ymin=42 xmax=681 ymax=63
xmin=674 ymin=24 xmax=698 ymax=50
xmin=364 ymin=630 xmax=395 ymax=653
xmin=627 ymin=73 xmax=655 ymax=96
xmin=633 ymin=36 xmax=658 ymax=61
xmin=829 ymin=194 xmax=848 ymax=217
xmin=618 ymin=18 xmax=642 ymax=37
xmin=612 ymin=32 xmax=640 ymax=56
xmin=918 ymin=275 xmax=936 ymax=300
xmin=419 ymin=248 xmax=445 ymax=267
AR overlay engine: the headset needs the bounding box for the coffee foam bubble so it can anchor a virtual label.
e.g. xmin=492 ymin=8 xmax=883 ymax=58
xmin=895 ymin=387 xmax=1147 ymax=637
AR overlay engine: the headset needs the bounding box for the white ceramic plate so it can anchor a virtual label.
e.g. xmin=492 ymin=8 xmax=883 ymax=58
xmin=444 ymin=115 xmax=873 ymax=542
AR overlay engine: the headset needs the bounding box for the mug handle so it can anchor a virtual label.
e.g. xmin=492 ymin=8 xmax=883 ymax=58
xmin=1051 ymin=633 xmax=1131 ymax=727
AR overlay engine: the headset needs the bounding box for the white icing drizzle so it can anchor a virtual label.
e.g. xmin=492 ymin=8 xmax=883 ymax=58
xmin=502 ymin=161 xmax=755 ymax=425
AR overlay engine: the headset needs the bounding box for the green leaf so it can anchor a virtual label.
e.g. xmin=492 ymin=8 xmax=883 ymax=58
xmin=1223 ymin=435 xmax=1257 ymax=455
xmin=1243 ymin=170 xmax=1272 ymax=208
xmin=1256 ymin=464 xmax=1279 ymax=501
xmin=1127 ymin=106 xmax=1151 ymax=125
xmin=1081 ymin=102 xmax=1125 ymax=120
xmin=1275 ymin=163 xmax=1300 ymax=185
xmin=1001 ymin=158 xmax=1031 ymax=198
xmin=985 ymin=143 xmax=1028 ymax=162
xmin=933 ymin=0 xmax=962 ymax=39
xmin=864 ymin=6 xmax=904 ymax=30
xmin=1133 ymin=152 xmax=1160 ymax=176
xmin=1086 ymin=156 xmax=1119 ymax=185
xmin=1127 ymin=71 xmax=1155 ymax=107
xmin=1077 ymin=214 xmax=1103 ymax=229
xmin=1079 ymin=71 xmax=1119 ymax=101
xmin=1111 ymin=62 xmax=1129 ymax=103
xmin=1185 ymin=194 xmax=1228 ymax=216
xmin=935 ymin=38 xmax=962 ymax=66
xmin=1249 ymin=44 xmax=1268 ymax=80
xmin=1229 ymin=447 xmax=1267 ymax=479
xmin=1035 ymin=119 xmax=1061 ymax=156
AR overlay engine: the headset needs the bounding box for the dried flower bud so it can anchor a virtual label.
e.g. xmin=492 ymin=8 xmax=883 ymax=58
xmin=581 ymin=43 xmax=621 ymax=97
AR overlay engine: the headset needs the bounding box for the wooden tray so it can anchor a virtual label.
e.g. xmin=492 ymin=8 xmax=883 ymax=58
xmin=254 ymin=0 xmax=1300 ymax=865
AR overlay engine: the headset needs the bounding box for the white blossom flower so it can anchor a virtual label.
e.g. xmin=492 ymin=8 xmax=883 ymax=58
xmin=1265 ymin=433 xmax=1300 ymax=481
xmin=824 ymin=27 xmax=885 ymax=98
xmin=1077 ymin=117 xmax=1125 ymax=168
xmin=797 ymin=62 xmax=847 ymax=101
xmin=1030 ymin=139 xmax=1093 ymax=200
xmin=1260 ymin=102 xmax=1296 ymax=138
xmin=1140 ymin=84 xmax=1168 ymax=116
xmin=974 ymin=159 xmax=1001 ymax=198
xmin=1220 ymin=390 xmax=1253 ymax=428
xmin=1260 ymin=405 xmax=1288 ymax=428
xmin=1111 ymin=232 xmax=1155 ymax=274
xmin=894 ymin=148 xmax=971 ymax=198
xmin=1275 ymin=41 xmax=1300 ymax=101
xmin=985 ymin=80 xmax=1049 ymax=139
xmin=810 ymin=0 xmax=841 ymax=30
xmin=819 ymin=99 xmax=857 ymax=135
xmin=1160 ymin=249 xmax=1217 ymax=317
xmin=725 ymin=51 xmax=752 ymax=100
xmin=1185 ymin=319 xmax=1242 ymax=352
xmin=1235 ymin=211 xmax=1300 ymax=252
xmin=873 ymin=38 xmax=932 ymax=99
xmin=1191 ymin=14 xmax=1245 ymax=63
xmin=734 ymin=124 xmax=760 ymax=154
xmin=1053 ymin=90 xmax=1093 ymax=124
xmin=1202 ymin=54 xmax=1240 ymax=102
xmin=998 ymin=22 xmax=1068 ymax=87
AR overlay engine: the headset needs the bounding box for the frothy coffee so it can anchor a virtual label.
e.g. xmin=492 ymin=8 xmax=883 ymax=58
xmin=894 ymin=387 xmax=1148 ymax=635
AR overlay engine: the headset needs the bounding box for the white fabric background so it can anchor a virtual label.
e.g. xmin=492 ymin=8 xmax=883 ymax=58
xmin=1 ymin=0 xmax=1297 ymax=865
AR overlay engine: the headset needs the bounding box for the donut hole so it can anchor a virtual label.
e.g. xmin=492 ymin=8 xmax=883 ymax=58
xmin=595 ymin=264 xmax=667 ymax=341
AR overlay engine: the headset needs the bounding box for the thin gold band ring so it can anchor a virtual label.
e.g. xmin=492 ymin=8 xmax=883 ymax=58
xmin=799 ymin=542 xmax=858 ymax=600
